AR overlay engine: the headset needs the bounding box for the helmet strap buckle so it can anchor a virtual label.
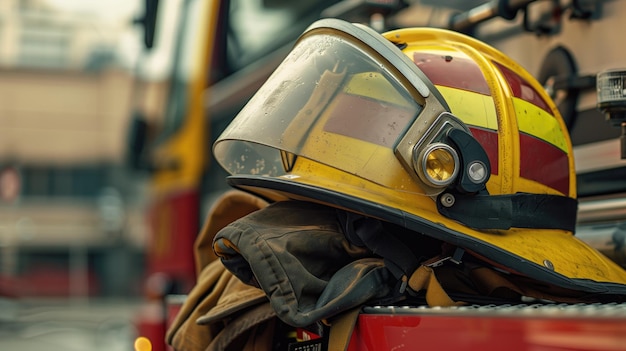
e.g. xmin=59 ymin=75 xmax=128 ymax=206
xmin=424 ymin=246 xmax=465 ymax=268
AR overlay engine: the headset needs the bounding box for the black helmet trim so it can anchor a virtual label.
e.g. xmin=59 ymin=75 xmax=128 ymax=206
xmin=226 ymin=175 xmax=626 ymax=297
xmin=436 ymin=191 xmax=578 ymax=232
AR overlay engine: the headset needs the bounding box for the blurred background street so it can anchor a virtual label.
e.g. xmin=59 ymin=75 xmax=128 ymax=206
xmin=0 ymin=0 xmax=171 ymax=349
xmin=0 ymin=298 xmax=142 ymax=351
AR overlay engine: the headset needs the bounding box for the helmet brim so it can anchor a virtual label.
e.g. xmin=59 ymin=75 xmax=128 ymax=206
xmin=227 ymin=175 xmax=626 ymax=298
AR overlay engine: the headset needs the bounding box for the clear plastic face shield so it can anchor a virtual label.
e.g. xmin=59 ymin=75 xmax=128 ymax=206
xmin=214 ymin=20 xmax=488 ymax=196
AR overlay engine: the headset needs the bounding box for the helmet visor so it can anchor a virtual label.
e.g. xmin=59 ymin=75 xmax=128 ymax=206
xmin=214 ymin=28 xmax=446 ymax=194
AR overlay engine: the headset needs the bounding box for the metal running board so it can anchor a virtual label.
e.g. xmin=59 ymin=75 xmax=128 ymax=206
xmin=363 ymin=302 xmax=626 ymax=318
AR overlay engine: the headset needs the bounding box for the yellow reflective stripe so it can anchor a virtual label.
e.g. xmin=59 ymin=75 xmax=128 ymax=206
xmin=344 ymin=72 xmax=415 ymax=108
xmin=437 ymin=86 xmax=498 ymax=130
xmin=513 ymin=97 xmax=568 ymax=153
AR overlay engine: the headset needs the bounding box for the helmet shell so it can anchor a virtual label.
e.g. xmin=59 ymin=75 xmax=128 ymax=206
xmin=214 ymin=19 xmax=626 ymax=291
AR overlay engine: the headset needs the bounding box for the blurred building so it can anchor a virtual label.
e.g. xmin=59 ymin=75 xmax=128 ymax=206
xmin=0 ymin=0 xmax=163 ymax=298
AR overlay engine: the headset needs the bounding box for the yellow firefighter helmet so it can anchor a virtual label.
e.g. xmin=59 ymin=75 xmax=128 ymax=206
xmin=213 ymin=19 xmax=626 ymax=292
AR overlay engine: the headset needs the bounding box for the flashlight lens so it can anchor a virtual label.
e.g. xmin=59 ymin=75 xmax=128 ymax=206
xmin=421 ymin=144 xmax=458 ymax=186
xmin=426 ymin=149 xmax=455 ymax=181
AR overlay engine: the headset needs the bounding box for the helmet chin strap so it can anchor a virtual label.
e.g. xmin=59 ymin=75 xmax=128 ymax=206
xmin=436 ymin=191 xmax=578 ymax=232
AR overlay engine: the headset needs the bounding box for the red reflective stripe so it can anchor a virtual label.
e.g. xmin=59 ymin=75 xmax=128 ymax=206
xmin=495 ymin=62 xmax=551 ymax=113
xmin=323 ymin=92 xmax=416 ymax=148
xmin=413 ymin=52 xmax=491 ymax=95
xmin=469 ymin=127 xmax=499 ymax=175
xmin=519 ymin=132 xmax=570 ymax=194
